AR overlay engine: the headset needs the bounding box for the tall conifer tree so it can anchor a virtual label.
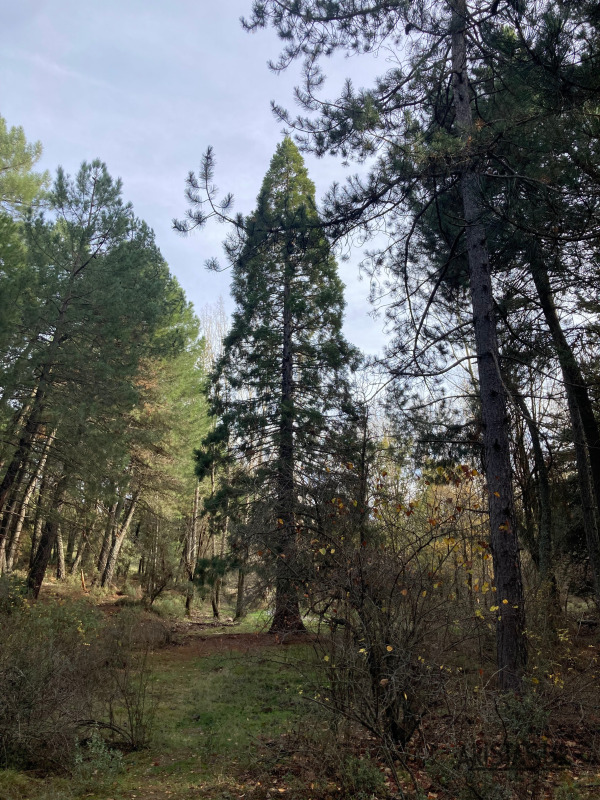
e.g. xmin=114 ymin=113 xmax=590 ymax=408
xmin=202 ymin=138 xmax=357 ymax=633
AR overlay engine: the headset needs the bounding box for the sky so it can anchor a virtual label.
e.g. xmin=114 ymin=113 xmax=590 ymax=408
xmin=1 ymin=0 xmax=391 ymax=356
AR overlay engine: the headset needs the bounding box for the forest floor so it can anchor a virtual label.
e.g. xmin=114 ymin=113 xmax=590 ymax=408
xmin=1 ymin=587 xmax=600 ymax=800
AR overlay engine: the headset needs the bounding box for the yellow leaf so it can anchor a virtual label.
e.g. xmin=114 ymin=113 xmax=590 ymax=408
xmin=490 ymin=605 xmax=499 ymax=612
xmin=324 ymin=655 xmax=329 ymax=661
xmin=493 ymin=491 xmax=500 ymax=497
xmin=277 ymin=518 xmax=284 ymax=525
xmin=319 ymin=548 xmax=326 ymax=555
xmin=422 ymin=590 xmax=427 ymax=597
xmin=386 ymin=645 xmax=393 ymax=652
xmin=330 ymin=548 xmax=335 ymax=554
xmin=502 ymin=599 xmax=509 ymax=604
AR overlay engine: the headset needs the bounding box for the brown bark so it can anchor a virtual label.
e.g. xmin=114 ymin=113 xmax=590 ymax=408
xmin=510 ymin=389 xmax=554 ymax=582
xmin=6 ymin=429 xmax=55 ymax=572
xmin=235 ymin=566 xmax=246 ymax=620
xmin=451 ymin=0 xmax=526 ymax=689
xmin=210 ymin=530 xmax=221 ymax=619
xmin=70 ymin=531 xmax=88 ymax=575
xmin=95 ymin=498 xmax=121 ymax=584
xmin=270 ymin=253 xmax=304 ymax=634
xmin=0 ymin=461 xmax=29 ymax=567
xmin=185 ymin=481 xmax=200 ymax=616
xmin=101 ymin=492 xmax=139 ymax=588
xmin=0 ymin=402 xmax=41 ymax=519
xmin=530 ymin=253 xmax=600 ymax=602
xmin=27 ymin=476 xmax=68 ymax=598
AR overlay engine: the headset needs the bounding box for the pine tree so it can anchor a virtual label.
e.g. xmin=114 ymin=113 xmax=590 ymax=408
xmin=200 ymin=138 xmax=358 ymax=633
xmin=239 ymin=0 xmax=539 ymax=687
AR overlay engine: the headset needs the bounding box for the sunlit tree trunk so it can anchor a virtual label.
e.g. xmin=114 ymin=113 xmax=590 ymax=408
xmin=27 ymin=475 xmax=68 ymax=598
xmin=101 ymin=491 xmax=140 ymax=588
xmin=6 ymin=429 xmax=55 ymax=572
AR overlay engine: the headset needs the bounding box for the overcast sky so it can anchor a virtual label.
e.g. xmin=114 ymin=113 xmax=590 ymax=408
xmin=1 ymin=0 xmax=391 ymax=355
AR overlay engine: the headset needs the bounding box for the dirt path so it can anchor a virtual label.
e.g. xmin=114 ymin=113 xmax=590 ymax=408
xmin=165 ymin=620 xmax=316 ymax=659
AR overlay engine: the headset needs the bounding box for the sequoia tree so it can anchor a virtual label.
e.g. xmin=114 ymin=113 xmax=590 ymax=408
xmin=242 ymin=0 xmax=527 ymax=685
xmin=184 ymin=138 xmax=358 ymax=633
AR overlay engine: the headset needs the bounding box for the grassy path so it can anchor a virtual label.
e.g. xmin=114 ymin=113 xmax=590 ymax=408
xmin=1 ymin=615 xmax=385 ymax=800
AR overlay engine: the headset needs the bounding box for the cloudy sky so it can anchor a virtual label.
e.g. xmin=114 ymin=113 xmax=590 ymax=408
xmin=1 ymin=0 xmax=390 ymax=354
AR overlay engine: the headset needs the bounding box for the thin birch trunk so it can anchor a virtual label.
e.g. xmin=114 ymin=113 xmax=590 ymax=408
xmin=30 ymin=475 xmax=48 ymax=569
xmin=6 ymin=428 xmax=55 ymax=572
xmin=27 ymin=476 xmax=68 ymax=598
xmin=101 ymin=492 xmax=140 ymax=588
xmin=185 ymin=481 xmax=200 ymax=616
xmin=56 ymin=526 xmax=66 ymax=580
xmin=95 ymin=498 xmax=121 ymax=584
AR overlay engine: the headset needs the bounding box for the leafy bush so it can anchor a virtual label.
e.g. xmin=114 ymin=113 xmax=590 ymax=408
xmin=73 ymin=726 xmax=124 ymax=790
xmin=151 ymin=592 xmax=185 ymax=619
xmin=0 ymin=599 xmax=101 ymax=768
xmin=0 ymin=599 xmax=158 ymax=771
xmin=0 ymin=573 xmax=28 ymax=615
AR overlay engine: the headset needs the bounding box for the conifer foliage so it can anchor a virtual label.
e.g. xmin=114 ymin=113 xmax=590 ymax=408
xmin=199 ymin=138 xmax=357 ymax=633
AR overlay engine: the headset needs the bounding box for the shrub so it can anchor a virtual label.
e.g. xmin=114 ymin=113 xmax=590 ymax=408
xmin=73 ymin=726 xmax=124 ymax=790
xmin=0 ymin=600 xmax=158 ymax=771
xmin=151 ymin=593 xmax=185 ymax=619
xmin=0 ymin=573 xmax=28 ymax=615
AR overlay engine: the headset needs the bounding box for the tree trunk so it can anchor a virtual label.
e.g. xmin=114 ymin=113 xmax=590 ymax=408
xmin=29 ymin=475 xmax=48 ymax=569
xmin=270 ymin=254 xmax=304 ymax=634
xmin=6 ymin=429 xmax=55 ymax=572
xmin=530 ymin=253 xmax=600 ymax=601
xmin=70 ymin=531 xmax=88 ymax=575
xmin=235 ymin=566 xmax=246 ymax=620
xmin=0 ymin=461 xmax=30 ymax=569
xmin=0 ymin=383 xmax=37 ymax=473
xmin=211 ymin=530 xmax=221 ymax=619
xmin=185 ymin=481 xmax=200 ymax=616
xmin=1 ymin=286 xmax=78 ymax=523
xmin=95 ymin=498 xmax=121 ymax=584
xmin=66 ymin=523 xmax=77 ymax=567
xmin=27 ymin=476 xmax=67 ymax=598
xmin=568 ymin=397 xmax=600 ymax=604
xmin=101 ymin=492 xmax=139 ymax=588
xmin=451 ymin=0 xmax=526 ymax=689
xmin=510 ymin=388 xmax=554 ymax=583
xmin=56 ymin=526 xmax=66 ymax=580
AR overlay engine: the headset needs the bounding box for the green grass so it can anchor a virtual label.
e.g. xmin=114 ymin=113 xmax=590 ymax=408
xmin=0 ymin=640 xmax=320 ymax=800
xmin=151 ymin=644 xmax=314 ymax=758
